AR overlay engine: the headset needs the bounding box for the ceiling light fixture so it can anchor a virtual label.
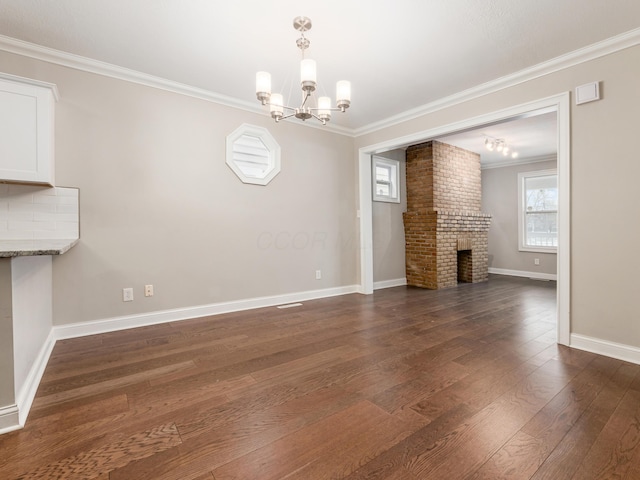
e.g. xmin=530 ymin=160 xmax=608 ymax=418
xmin=484 ymin=138 xmax=494 ymax=151
xmin=483 ymin=135 xmax=519 ymax=159
xmin=255 ymin=16 xmax=351 ymax=125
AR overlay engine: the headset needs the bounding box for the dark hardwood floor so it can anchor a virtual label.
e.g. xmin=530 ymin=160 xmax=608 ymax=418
xmin=2 ymin=275 xmax=639 ymax=479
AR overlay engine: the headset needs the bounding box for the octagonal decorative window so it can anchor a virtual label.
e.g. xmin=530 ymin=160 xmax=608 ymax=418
xmin=226 ymin=124 xmax=281 ymax=185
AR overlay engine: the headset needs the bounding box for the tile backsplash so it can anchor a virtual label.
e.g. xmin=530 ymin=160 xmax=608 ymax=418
xmin=0 ymin=184 xmax=79 ymax=239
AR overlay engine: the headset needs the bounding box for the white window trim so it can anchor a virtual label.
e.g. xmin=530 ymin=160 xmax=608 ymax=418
xmin=518 ymin=168 xmax=558 ymax=253
xmin=372 ymin=156 xmax=400 ymax=203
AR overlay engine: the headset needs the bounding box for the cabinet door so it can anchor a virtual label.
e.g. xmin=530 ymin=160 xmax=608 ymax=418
xmin=0 ymin=78 xmax=55 ymax=185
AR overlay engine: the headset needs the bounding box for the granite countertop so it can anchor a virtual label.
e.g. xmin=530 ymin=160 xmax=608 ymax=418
xmin=0 ymin=238 xmax=79 ymax=257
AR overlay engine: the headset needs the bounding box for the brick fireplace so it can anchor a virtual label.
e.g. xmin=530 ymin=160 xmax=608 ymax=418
xmin=403 ymin=140 xmax=492 ymax=289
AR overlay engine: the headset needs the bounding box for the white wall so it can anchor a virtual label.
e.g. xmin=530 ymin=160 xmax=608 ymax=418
xmin=0 ymin=259 xmax=14 ymax=408
xmin=11 ymin=255 xmax=52 ymax=404
xmin=482 ymin=159 xmax=557 ymax=276
xmin=0 ymin=255 xmax=53 ymax=432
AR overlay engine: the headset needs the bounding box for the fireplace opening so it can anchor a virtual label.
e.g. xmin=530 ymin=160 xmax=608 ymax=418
xmin=457 ymin=250 xmax=473 ymax=283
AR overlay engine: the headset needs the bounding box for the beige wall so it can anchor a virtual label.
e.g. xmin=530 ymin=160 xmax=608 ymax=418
xmin=355 ymin=44 xmax=640 ymax=347
xmin=372 ymin=149 xmax=406 ymax=284
xmin=2 ymin=42 xmax=639 ymax=350
xmin=0 ymin=51 xmax=358 ymax=326
xmin=482 ymin=160 xmax=557 ymax=275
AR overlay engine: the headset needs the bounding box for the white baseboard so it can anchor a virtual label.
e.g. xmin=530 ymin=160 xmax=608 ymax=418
xmin=0 ymin=285 xmax=360 ymax=436
xmin=5 ymin=281 xmax=640 ymax=441
xmin=16 ymin=330 xmax=57 ymax=426
xmin=373 ymin=278 xmax=407 ymax=290
xmin=488 ymin=267 xmax=557 ymax=281
xmin=54 ymin=284 xmax=360 ymax=340
xmin=0 ymin=329 xmax=56 ymax=434
xmin=571 ymin=334 xmax=640 ymax=365
xmin=0 ymin=405 xmax=20 ymax=435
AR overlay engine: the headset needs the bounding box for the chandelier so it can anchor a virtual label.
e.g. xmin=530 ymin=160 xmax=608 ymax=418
xmin=484 ymin=136 xmax=519 ymax=159
xmin=255 ymin=16 xmax=351 ymax=125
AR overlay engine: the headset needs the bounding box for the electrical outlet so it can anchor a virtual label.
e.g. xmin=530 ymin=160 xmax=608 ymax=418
xmin=315 ymin=270 xmax=322 ymax=280
xmin=144 ymin=284 xmax=154 ymax=297
xmin=123 ymin=287 xmax=134 ymax=302
xmin=534 ymin=258 xmax=540 ymax=266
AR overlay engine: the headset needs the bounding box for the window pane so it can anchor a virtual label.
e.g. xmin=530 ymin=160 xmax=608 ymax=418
xmin=525 ymin=212 xmax=557 ymax=247
xmin=376 ymin=166 xmax=391 ymax=183
xmin=372 ymin=156 xmax=400 ymax=203
xmin=375 ymin=165 xmax=392 ymax=197
xmin=376 ymin=184 xmax=390 ymax=196
xmin=525 ymin=175 xmax=557 ymax=212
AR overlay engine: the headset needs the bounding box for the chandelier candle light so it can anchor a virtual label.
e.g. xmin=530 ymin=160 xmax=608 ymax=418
xmin=256 ymin=16 xmax=351 ymax=125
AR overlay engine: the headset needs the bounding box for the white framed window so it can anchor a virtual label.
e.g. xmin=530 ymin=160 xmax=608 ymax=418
xmin=518 ymin=169 xmax=558 ymax=253
xmin=372 ymin=156 xmax=400 ymax=203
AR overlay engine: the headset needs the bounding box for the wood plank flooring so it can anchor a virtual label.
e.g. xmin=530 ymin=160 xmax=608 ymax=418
xmin=2 ymin=275 xmax=639 ymax=479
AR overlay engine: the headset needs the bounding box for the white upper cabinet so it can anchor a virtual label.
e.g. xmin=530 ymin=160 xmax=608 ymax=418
xmin=0 ymin=74 xmax=58 ymax=186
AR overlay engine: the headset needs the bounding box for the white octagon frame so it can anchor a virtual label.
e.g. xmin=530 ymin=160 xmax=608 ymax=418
xmin=226 ymin=124 xmax=281 ymax=186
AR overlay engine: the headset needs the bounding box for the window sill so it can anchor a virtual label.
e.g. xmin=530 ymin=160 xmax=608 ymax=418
xmin=519 ymin=246 xmax=557 ymax=254
xmin=373 ymin=196 xmax=400 ymax=204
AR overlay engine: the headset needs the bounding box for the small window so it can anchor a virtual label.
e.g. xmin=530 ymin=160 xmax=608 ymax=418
xmin=518 ymin=169 xmax=558 ymax=252
xmin=372 ymin=156 xmax=400 ymax=203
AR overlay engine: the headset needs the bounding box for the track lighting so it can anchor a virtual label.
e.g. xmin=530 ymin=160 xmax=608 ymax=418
xmin=484 ymin=138 xmax=495 ymax=151
xmin=483 ymin=135 xmax=518 ymax=159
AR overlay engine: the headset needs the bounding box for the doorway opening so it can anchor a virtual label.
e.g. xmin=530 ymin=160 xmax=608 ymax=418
xmin=358 ymin=93 xmax=570 ymax=345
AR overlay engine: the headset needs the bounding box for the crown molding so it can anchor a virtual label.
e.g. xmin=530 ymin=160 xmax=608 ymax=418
xmin=1 ymin=27 xmax=638 ymax=139
xmin=0 ymin=34 xmax=354 ymax=137
xmin=0 ymin=34 xmax=259 ymax=110
xmin=354 ymin=27 xmax=640 ymax=137
xmin=481 ymin=153 xmax=557 ymax=170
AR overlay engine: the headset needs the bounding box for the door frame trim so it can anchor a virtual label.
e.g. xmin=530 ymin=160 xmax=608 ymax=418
xmin=357 ymin=92 xmax=571 ymax=345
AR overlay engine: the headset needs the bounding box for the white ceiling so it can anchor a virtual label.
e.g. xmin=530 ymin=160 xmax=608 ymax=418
xmin=0 ymin=1 xmax=639 ymax=140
